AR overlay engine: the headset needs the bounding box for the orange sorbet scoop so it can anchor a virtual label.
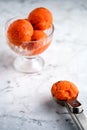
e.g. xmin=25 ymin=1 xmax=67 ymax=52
xmin=7 ymin=19 xmax=33 ymax=46
xmin=22 ymin=30 xmax=47 ymax=50
xmin=22 ymin=30 xmax=50 ymax=56
xmin=31 ymin=30 xmax=47 ymax=41
xmin=51 ymin=80 xmax=79 ymax=101
xmin=28 ymin=7 xmax=53 ymax=30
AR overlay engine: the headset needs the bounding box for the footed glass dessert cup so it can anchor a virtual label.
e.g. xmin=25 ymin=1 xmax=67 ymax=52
xmin=6 ymin=18 xmax=54 ymax=73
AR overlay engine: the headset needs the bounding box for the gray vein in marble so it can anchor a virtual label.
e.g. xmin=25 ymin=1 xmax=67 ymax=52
xmin=0 ymin=114 xmax=58 ymax=124
xmin=0 ymin=86 xmax=13 ymax=92
xmin=0 ymin=114 xmax=74 ymax=127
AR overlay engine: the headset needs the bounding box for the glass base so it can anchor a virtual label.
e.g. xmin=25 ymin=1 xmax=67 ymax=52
xmin=13 ymin=56 xmax=44 ymax=73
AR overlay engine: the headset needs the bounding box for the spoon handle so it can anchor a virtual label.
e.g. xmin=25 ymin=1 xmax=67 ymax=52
xmin=65 ymin=100 xmax=87 ymax=130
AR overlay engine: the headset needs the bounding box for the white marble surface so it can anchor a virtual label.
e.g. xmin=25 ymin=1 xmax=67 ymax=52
xmin=0 ymin=0 xmax=87 ymax=129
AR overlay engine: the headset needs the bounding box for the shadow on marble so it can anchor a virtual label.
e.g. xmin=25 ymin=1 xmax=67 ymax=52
xmin=41 ymin=98 xmax=78 ymax=129
xmin=42 ymin=98 xmax=68 ymax=114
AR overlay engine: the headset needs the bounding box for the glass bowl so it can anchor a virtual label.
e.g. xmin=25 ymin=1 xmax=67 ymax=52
xmin=6 ymin=17 xmax=54 ymax=73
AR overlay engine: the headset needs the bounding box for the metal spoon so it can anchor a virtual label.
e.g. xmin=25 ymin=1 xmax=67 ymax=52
xmin=54 ymin=98 xmax=87 ymax=130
